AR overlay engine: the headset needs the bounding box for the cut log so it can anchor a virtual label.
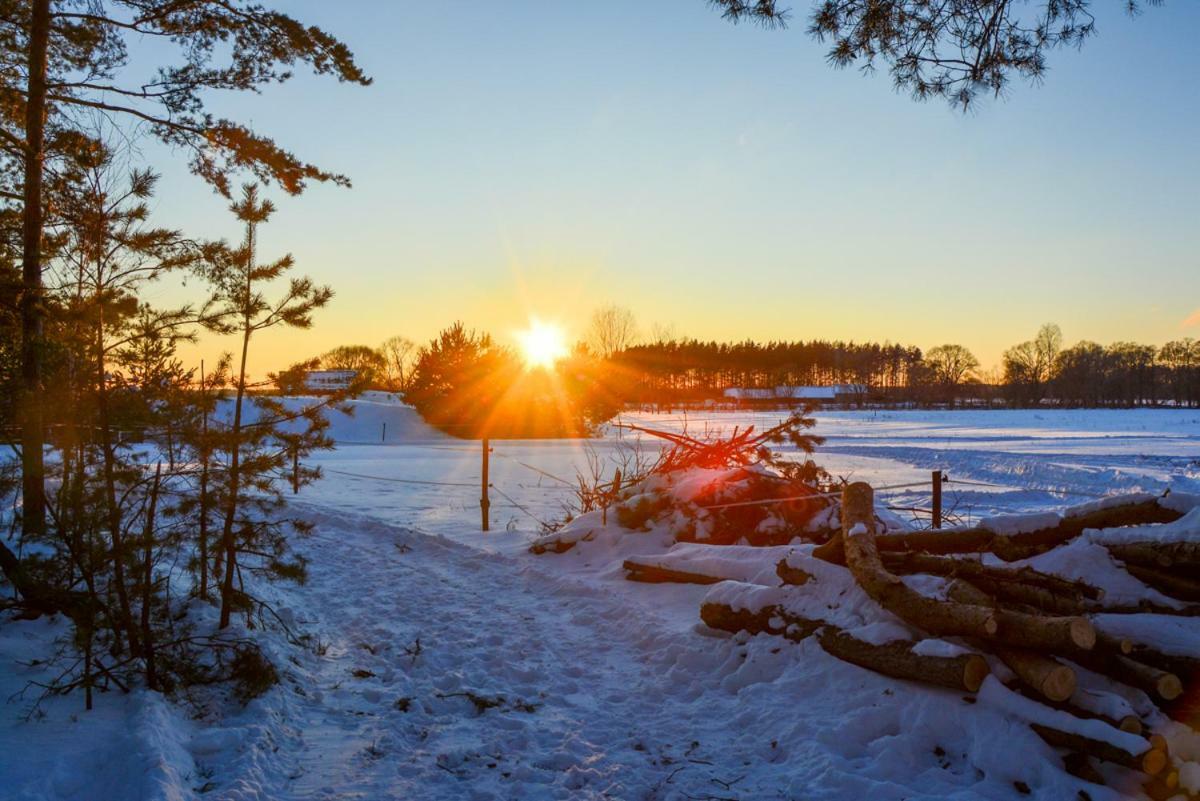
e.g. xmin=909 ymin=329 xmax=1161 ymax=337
xmin=997 ymin=649 xmax=1077 ymax=702
xmin=1071 ymin=652 xmax=1184 ymax=703
xmin=840 ymin=484 xmax=1096 ymax=653
xmin=1123 ymin=563 xmax=1200 ymax=603
xmin=1030 ymin=723 xmax=1167 ymax=775
xmin=623 ymin=560 xmax=721 ymax=585
xmin=1106 ymin=541 xmax=1200 ymax=571
xmin=817 ymin=628 xmax=989 ymax=693
xmin=699 ymin=601 xmax=821 ymax=644
xmin=883 ymin=551 xmax=1103 ymax=600
xmin=1143 ymin=772 xmax=1181 ymax=801
xmin=699 ymin=597 xmax=989 ymax=692
xmin=815 ymin=496 xmax=1182 ymax=562
xmin=1125 ymin=645 xmax=1200 ymax=680
xmin=1006 ymin=682 xmax=1142 ymax=735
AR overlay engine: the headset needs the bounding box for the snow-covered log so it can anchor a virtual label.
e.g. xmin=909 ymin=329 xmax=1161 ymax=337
xmin=840 ymin=484 xmax=1096 ymax=653
xmin=996 ymin=649 xmax=1077 ymax=702
xmin=698 ymin=597 xmax=989 ymax=692
xmin=882 ymin=551 xmax=1103 ymax=600
xmin=698 ymin=599 xmax=820 ymax=644
xmin=1030 ymin=724 xmax=1167 ymax=776
xmin=1106 ymin=541 xmax=1200 ymax=571
xmin=623 ymin=560 xmax=722 ymax=585
xmin=1122 ymin=563 xmax=1200 ymax=603
xmin=818 ymin=494 xmax=1183 ymax=562
xmin=1070 ymin=652 xmax=1183 ymax=703
xmin=816 ymin=628 xmax=989 ymax=692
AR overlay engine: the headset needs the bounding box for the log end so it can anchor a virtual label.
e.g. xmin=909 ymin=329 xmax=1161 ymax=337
xmin=982 ymin=615 xmax=999 ymax=637
xmin=1041 ymin=665 xmax=1077 ymax=703
xmin=1156 ymin=674 xmax=1183 ymax=701
xmin=1148 ymin=733 xmax=1169 ymax=755
xmin=1118 ymin=715 xmax=1143 ymax=736
xmin=1070 ymin=618 xmax=1097 ymax=651
xmin=1140 ymin=747 xmax=1167 ymax=777
xmin=963 ymin=654 xmax=990 ymax=693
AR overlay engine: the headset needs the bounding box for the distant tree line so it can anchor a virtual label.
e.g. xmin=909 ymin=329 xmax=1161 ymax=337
xmin=338 ymin=315 xmax=1200 ymax=430
xmin=593 ymin=316 xmax=1200 ymax=409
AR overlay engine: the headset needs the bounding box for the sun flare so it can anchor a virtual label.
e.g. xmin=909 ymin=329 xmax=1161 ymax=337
xmin=516 ymin=319 xmax=568 ymax=370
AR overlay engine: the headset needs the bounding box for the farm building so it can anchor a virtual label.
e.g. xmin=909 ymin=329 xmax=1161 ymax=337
xmin=722 ymin=384 xmax=867 ymax=406
xmin=304 ymin=369 xmax=357 ymax=393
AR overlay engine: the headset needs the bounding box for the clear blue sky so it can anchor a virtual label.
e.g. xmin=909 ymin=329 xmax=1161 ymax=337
xmin=141 ymin=0 xmax=1200 ymax=374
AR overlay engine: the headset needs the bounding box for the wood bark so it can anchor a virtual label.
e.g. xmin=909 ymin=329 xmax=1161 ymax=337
xmin=840 ymin=484 xmax=1095 ymax=653
xmin=1071 ymin=651 xmax=1183 ymax=702
xmin=699 ymin=600 xmax=820 ymax=643
xmin=883 ymin=551 xmax=1102 ymax=600
xmin=817 ymin=497 xmax=1181 ymax=563
xmin=699 ymin=598 xmax=988 ymax=692
xmin=1106 ymin=541 xmax=1200 ymax=571
xmin=996 ymin=649 xmax=1076 ymax=702
xmin=1030 ymin=723 xmax=1166 ymax=776
xmin=1123 ymin=563 xmax=1200 ymax=603
xmin=817 ymin=628 xmax=989 ymax=692
xmin=19 ymin=0 xmax=51 ymax=538
xmin=623 ymin=559 xmax=722 ymax=585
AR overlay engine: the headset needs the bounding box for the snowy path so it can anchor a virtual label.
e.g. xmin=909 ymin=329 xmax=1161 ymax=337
xmin=200 ymin=505 xmax=1035 ymax=801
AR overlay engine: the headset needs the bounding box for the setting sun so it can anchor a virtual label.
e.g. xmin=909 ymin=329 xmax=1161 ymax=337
xmin=516 ymin=319 xmax=568 ymax=369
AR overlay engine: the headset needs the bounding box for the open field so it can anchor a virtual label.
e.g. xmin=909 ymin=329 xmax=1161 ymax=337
xmin=3 ymin=406 xmax=1199 ymax=800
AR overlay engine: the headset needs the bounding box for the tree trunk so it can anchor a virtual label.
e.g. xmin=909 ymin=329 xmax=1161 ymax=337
xmin=141 ymin=464 xmax=161 ymax=691
xmin=19 ymin=0 xmax=51 ymax=538
xmin=96 ymin=309 xmax=139 ymax=655
xmin=218 ymin=221 xmax=256 ymax=630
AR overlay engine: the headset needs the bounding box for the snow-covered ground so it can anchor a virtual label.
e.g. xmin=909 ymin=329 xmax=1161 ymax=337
xmin=3 ymin=404 xmax=1199 ymax=800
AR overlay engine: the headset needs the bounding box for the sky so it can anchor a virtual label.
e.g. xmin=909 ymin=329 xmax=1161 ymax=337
xmin=134 ymin=0 xmax=1200 ymax=377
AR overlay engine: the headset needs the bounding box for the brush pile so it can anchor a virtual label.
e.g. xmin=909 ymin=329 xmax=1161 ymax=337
xmin=528 ymin=410 xmax=890 ymax=555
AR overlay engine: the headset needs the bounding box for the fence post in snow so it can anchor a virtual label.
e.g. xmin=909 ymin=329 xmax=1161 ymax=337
xmin=480 ymin=438 xmax=491 ymax=532
xmin=381 ymin=421 xmax=386 ymax=443
xmin=292 ymin=448 xmax=300 ymax=495
xmin=932 ymin=470 xmax=943 ymax=529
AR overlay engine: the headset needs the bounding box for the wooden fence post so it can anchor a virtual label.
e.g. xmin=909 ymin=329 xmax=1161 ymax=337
xmin=292 ymin=447 xmax=300 ymax=495
xmin=480 ymin=437 xmax=490 ymax=532
xmin=381 ymin=421 xmax=387 ymax=443
xmin=932 ymin=470 xmax=943 ymax=529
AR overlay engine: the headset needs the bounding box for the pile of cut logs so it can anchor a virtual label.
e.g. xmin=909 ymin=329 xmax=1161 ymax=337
xmin=659 ymin=484 xmax=1198 ymax=798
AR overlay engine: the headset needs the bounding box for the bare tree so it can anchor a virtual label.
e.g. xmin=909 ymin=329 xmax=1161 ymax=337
xmin=587 ymin=305 xmax=639 ymax=359
xmin=925 ymin=344 xmax=980 ymax=407
xmin=1003 ymin=323 xmax=1062 ymax=405
xmin=380 ymin=335 xmax=418 ymax=392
